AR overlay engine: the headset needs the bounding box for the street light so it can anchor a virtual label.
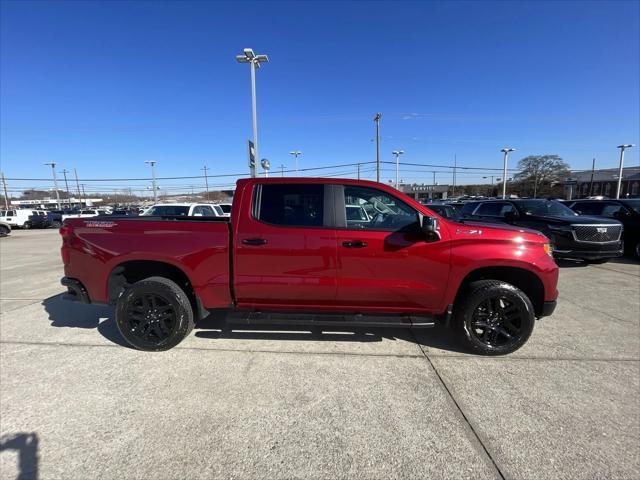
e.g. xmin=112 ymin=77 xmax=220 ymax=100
xmin=289 ymin=151 xmax=302 ymax=176
xmin=144 ymin=161 xmax=157 ymax=202
xmin=392 ymin=150 xmax=404 ymax=189
xmin=616 ymin=144 xmax=635 ymax=199
xmin=44 ymin=163 xmax=61 ymax=209
xmin=374 ymin=113 xmax=382 ymax=182
xmin=500 ymin=148 xmax=515 ymax=199
xmin=261 ymin=158 xmax=271 ymax=178
xmin=236 ymin=48 xmax=269 ymax=178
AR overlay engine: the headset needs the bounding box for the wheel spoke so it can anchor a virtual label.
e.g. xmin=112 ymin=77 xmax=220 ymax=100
xmin=495 ymin=325 xmax=512 ymax=340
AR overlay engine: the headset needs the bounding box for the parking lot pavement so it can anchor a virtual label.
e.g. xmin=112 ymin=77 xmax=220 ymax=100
xmin=1 ymin=230 xmax=639 ymax=479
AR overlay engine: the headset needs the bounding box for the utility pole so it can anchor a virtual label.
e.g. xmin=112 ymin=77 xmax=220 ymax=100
xmin=289 ymin=151 xmax=302 ymax=176
xmin=279 ymin=164 xmax=286 ymax=177
xmin=500 ymin=148 xmax=515 ymax=199
xmin=374 ymin=113 xmax=382 ymax=182
xmin=452 ymin=154 xmax=457 ymax=197
xmin=44 ymin=162 xmax=61 ymax=209
xmin=392 ymin=150 xmax=404 ymax=189
xmin=60 ymin=169 xmax=71 ymax=207
xmin=145 ymin=160 xmax=157 ymax=201
xmin=1 ymin=172 xmax=9 ymax=209
xmin=201 ymin=166 xmax=210 ymax=200
xmin=357 ymin=163 xmax=361 ymax=180
xmin=616 ymin=145 xmax=635 ymax=199
xmin=81 ymin=184 xmax=87 ymax=205
xmin=236 ymin=48 xmax=269 ymax=177
xmin=588 ymin=158 xmax=596 ymax=197
xmin=73 ymin=168 xmax=82 ymax=207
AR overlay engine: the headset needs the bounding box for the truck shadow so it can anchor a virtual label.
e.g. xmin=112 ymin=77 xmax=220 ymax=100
xmin=41 ymin=294 xmax=129 ymax=348
xmin=0 ymin=432 xmax=39 ymax=480
xmin=42 ymin=295 xmax=466 ymax=353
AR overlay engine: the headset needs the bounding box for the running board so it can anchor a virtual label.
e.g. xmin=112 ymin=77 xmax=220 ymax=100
xmin=225 ymin=310 xmax=435 ymax=328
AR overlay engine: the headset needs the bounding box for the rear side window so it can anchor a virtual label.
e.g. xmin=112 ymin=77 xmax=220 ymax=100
xmin=475 ymin=202 xmax=516 ymax=217
xmin=572 ymin=202 xmax=605 ymax=216
xmin=257 ymin=184 xmax=324 ymax=227
xmin=460 ymin=202 xmax=479 ymax=216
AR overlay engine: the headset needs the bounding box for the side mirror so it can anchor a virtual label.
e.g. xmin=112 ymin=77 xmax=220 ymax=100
xmin=613 ymin=210 xmax=629 ymax=218
xmin=421 ymin=215 xmax=440 ymax=241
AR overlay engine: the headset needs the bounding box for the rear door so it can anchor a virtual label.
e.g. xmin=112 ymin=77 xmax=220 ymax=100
xmin=233 ymin=183 xmax=338 ymax=308
xmin=333 ymin=184 xmax=450 ymax=312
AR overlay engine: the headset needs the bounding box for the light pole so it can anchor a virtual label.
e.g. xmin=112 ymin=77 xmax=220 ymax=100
xmin=236 ymin=48 xmax=269 ymax=178
xmin=500 ymin=148 xmax=515 ymax=199
xmin=145 ymin=160 xmax=157 ymax=202
xmin=201 ymin=166 xmax=210 ymax=200
xmin=60 ymin=169 xmax=71 ymax=207
xmin=374 ymin=113 xmax=382 ymax=182
xmin=261 ymin=159 xmax=271 ymax=178
xmin=615 ymin=144 xmax=635 ymax=199
xmin=44 ymin=163 xmax=61 ymax=209
xmin=74 ymin=168 xmax=82 ymax=207
xmin=392 ymin=150 xmax=404 ymax=189
xmin=289 ymin=151 xmax=302 ymax=176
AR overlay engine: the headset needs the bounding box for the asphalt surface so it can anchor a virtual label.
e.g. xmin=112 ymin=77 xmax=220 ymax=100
xmin=1 ymin=229 xmax=638 ymax=480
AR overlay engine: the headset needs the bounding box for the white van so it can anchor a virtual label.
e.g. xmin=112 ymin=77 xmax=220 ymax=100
xmin=141 ymin=203 xmax=225 ymax=217
xmin=0 ymin=209 xmax=44 ymax=229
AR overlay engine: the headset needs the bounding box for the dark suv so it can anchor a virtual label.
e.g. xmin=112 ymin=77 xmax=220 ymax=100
xmin=563 ymin=199 xmax=640 ymax=259
xmin=460 ymin=199 xmax=623 ymax=263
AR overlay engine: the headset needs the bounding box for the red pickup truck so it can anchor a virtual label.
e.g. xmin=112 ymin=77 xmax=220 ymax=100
xmin=60 ymin=178 xmax=558 ymax=355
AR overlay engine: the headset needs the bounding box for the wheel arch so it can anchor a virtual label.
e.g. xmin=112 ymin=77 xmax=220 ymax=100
xmin=107 ymin=260 xmax=205 ymax=317
xmin=455 ymin=266 xmax=546 ymax=317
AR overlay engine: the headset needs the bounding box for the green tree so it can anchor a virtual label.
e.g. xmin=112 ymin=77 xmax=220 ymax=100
xmin=514 ymin=155 xmax=570 ymax=197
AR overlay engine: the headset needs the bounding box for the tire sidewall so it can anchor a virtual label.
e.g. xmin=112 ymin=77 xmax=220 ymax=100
xmin=116 ymin=277 xmax=193 ymax=351
xmin=457 ymin=282 xmax=535 ymax=355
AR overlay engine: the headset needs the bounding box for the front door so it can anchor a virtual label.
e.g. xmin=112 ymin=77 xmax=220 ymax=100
xmin=333 ymin=185 xmax=450 ymax=313
xmin=233 ymin=183 xmax=338 ymax=309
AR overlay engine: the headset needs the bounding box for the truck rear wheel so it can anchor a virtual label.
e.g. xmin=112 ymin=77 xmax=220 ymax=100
xmin=115 ymin=276 xmax=195 ymax=351
xmin=453 ymin=280 xmax=535 ymax=356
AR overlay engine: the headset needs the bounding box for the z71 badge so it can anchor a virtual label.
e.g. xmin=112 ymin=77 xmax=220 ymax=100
xmin=84 ymin=221 xmax=117 ymax=228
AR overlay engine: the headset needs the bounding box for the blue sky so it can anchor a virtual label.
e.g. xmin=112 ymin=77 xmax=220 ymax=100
xmin=1 ymin=0 xmax=639 ymax=194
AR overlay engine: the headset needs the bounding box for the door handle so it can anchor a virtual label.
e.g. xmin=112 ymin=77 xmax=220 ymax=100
xmin=242 ymin=238 xmax=267 ymax=246
xmin=342 ymin=240 xmax=368 ymax=248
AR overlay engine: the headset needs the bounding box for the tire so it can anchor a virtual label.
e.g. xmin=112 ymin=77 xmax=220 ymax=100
xmin=115 ymin=276 xmax=195 ymax=351
xmin=586 ymin=258 xmax=609 ymax=264
xmin=635 ymin=242 xmax=640 ymax=260
xmin=22 ymin=221 xmax=31 ymax=230
xmin=453 ymin=280 xmax=535 ymax=356
xmin=0 ymin=225 xmax=9 ymax=237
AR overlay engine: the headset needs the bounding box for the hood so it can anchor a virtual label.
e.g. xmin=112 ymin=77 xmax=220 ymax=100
xmin=448 ymin=220 xmax=547 ymax=243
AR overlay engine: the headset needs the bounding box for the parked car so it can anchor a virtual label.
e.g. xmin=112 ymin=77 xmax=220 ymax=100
xmin=563 ymin=199 xmax=640 ymax=259
xmin=140 ymin=203 xmax=225 ymax=217
xmin=422 ymin=203 xmax=459 ymax=219
xmin=62 ymin=209 xmax=104 ymax=221
xmin=0 ymin=209 xmax=49 ymax=229
xmin=109 ymin=209 xmax=139 ymax=216
xmin=460 ymin=199 xmax=623 ymax=263
xmin=217 ymin=203 xmax=232 ymax=217
xmin=60 ymin=178 xmax=559 ymax=356
xmin=0 ymin=220 xmax=11 ymax=237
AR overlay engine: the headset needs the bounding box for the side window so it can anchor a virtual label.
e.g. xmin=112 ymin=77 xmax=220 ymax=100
xmin=199 ymin=206 xmax=216 ymax=217
xmin=257 ymin=184 xmax=324 ymax=227
xmin=600 ymin=202 xmax=625 ymax=217
xmin=475 ymin=202 xmax=515 ymax=217
xmin=573 ymin=202 xmax=604 ymax=216
xmin=343 ymin=185 xmax=418 ymax=231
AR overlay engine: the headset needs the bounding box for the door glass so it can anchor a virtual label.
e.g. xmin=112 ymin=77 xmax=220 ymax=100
xmin=475 ymin=202 xmax=515 ymax=217
xmin=343 ymin=185 xmax=418 ymax=231
xmin=257 ymin=184 xmax=324 ymax=227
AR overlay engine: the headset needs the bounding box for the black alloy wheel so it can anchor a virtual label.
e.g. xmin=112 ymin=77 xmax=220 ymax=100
xmin=469 ymin=297 xmax=523 ymax=349
xmin=126 ymin=293 xmax=176 ymax=344
xmin=115 ymin=276 xmax=195 ymax=351
xmin=453 ymin=280 xmax=535 ymax=355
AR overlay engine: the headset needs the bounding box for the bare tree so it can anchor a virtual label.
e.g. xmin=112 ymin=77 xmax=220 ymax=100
xmin=514 ymin=155 xmax=570 ymax=197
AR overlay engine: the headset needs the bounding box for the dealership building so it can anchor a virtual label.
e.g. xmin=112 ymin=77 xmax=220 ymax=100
xmin=569 ymin=166 xmax=640 ymax=199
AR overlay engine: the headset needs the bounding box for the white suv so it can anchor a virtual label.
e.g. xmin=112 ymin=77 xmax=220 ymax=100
xmin=141 ymin=203 xmax=225 ymax=217
xmin=0 ymin=209 xmax=41 ymax=229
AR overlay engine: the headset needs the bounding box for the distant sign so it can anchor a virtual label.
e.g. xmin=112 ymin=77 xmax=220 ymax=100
xmin=565 ymin=178 xmax=577 ymax=186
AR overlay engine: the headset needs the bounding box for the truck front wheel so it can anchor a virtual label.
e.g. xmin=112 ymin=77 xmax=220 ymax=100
xmin=115 ymin=276 xmax=195 ymax=351
xmin=453 ymin=280 xmax=535 ymax=356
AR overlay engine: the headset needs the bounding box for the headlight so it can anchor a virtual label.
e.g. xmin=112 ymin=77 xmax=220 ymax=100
xmin=543 ymin=243 xmax=553 ymax=257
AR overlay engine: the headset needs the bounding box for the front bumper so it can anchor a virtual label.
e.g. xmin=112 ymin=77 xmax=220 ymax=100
xmin=540 ymin=300 xmax=557 ymax=318
xmin=61 ymin=277 xmax=91 ymax=304
xmin=553 ymin=247 xmax=623 ymax=260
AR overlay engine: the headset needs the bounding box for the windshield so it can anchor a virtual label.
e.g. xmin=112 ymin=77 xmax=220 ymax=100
xmin=212 ymin=205 xmax=224 ymax=216
xmin=142 ymin=205 xmax=190 ymax=216
xmin=517 ymin=200 xmax=577 ymax=217
xmin=624 ymin=199 xmax=640 ymax=214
